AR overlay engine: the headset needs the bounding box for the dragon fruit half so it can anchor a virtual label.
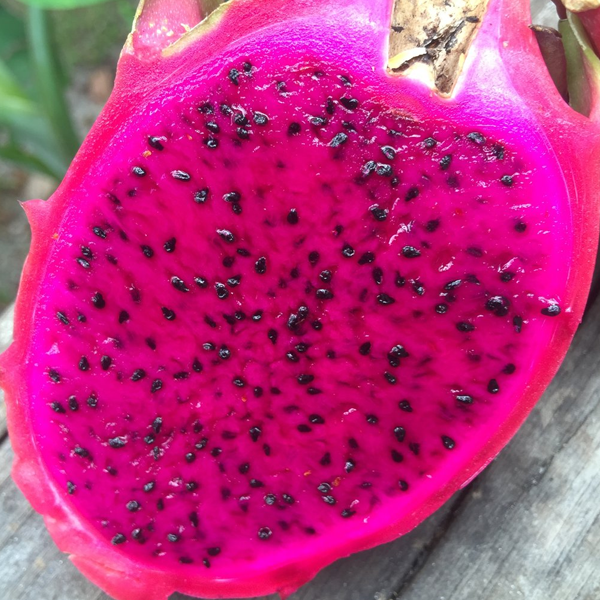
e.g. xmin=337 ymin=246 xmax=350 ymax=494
xmin=1 ymin=0 xmax=600 ymax=598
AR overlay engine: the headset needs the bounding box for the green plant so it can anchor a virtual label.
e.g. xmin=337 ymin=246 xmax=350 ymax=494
xmin=0 ymin=0 xmax=132 ymax=180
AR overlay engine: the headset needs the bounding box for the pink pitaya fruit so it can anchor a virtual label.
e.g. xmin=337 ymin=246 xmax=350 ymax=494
xmin=1 ymin=0 xmax=600 ymax=599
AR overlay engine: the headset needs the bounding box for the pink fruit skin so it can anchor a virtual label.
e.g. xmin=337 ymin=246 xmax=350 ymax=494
xmin=0 ymin=1 xmax=599 ymax=599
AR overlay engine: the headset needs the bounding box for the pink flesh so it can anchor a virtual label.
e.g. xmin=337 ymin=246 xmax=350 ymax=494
xmin=27 ymin=53 xmax=569 ymax=576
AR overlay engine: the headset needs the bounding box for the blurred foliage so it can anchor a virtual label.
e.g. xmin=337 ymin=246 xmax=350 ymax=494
xmin=0 ymin=0 xmax=135 ymax=181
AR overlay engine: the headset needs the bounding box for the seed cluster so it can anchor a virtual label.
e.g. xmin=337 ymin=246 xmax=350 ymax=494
xmin=31 ymin=56 xmax=563 ymax=570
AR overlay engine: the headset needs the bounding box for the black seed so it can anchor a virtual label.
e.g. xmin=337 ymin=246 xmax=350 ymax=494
xmin=148 ymin=136 xmax=165 ymax=151
xmin=68 ymin=396 xmax=79 ymax=411
xmin=295 ymin=342 xmax=309 ymax=352
xmin=316 ymin=288 xmax=334 ymax=300
xmin=112 ymin=534 xmax=126 ymax=545
xmin=445 ymin=279 xmax=462 ymax=291
xmin=501 ymin=175 xmax=514 ymax=187
xmin=203 ymin=342 xmax=216 ymax=351
xmin=195 ymin=438 xmax=208 ymax=451
xmin=359 ymin=341 xmax=372 ymax=356
xmin=340 ymin=97 xmax=359 ymax=110
xmin=341 ymin=509 xmax=356 ymax=518
xmin=385 ymin=372 xmax=397 ymax=384
xmin=78 ymin=356 xmax=90 ymax=371
xmin=493 ymin=144 xmax=505 ymax=159
xmin=297 ymin=374 xmax=315 ymax=385
xmin=381 ymin=145 xmax=396 ymax=160
xmin=91 ymin=292 xmax=105 ymax=309
xmin=215 ymin=283 xmax=229 ymax=300
xmin=436 ymin=303 xmax=449 ymax=314
xmin=319 ymin=269 xmax=332 ymax=283
xmin=376 ymin=163 xmax=393 ymax=176
xmin=204 ymin=136 xmax=219 ymax=149
xmin=258 ymin=527 xmax=272 ymax=540
xmin=232 ymin=376 xmax=245 ymax=387
xmin=100 ymin=355 xmax=112 ymax=370
xmin=143 ymin=481 xmax=156 ymax=493
xmin=255 ymin=257 xmax=267 ymax=274
xmin=56 ymin=311 xmax=70 ymax=326
xmin=206 ymin=121 xmax=220 ymax=134
xmin=442 ymin=435 xmax=456 ymax=450
xmin=186 ymin=481 xmax=199 ymax=491
xmin=228 ymin=68 xmax=240 ymax=85
xmin=194 ymin=188 xmax=209 ymax=203
xmin=320 ymin=452 xmax=331 ymax=466
xmin=171 ymin=170 xmax=191 ymax=181
xmin=456 ymin=321 xmax=475 ymax=332
xmin=287 ymin=208 xmax=299 ymax=224
xmin=398 ymin=480 xmax=409 ymax=491
xmin=252 ymin=111 xmax=269 ymax=126
xmin=424 ymin=137 xmax=437 ymax=148
xmin=131 ymin=165 xmax=146 ymax=178
xmin=170 ymin=276 xmax=189 ymax=294
xmin=426 ymin=219 xmax=440 ymax=232
xmin=126 ymin=500 xmax=140 ymax=512
xmin=513 ymin=315 xmax=523 ymax=333
xmin=504 ymin=363 xmax=516 ymax=374
xmin=108 ymin=437 xmax=127 ymax=448
xmin=330 ymin=132 xmax=348 ymax=147
xmin=167 ymin=533 xmax=180 ymax=543
xmin=162 ymin=307 xmax=176 ymax=320
xmin=399 ymin=399 xmax=413 ymax=412
xmin=394 ymin=426 xmax=406 ymax=442
xmin=370 ymin=206 xmax=388 ymax=221
xmin=439 ymin=154 xmax=452 ymax=170
xmin=488 ymin=379 xmax=500 ymax=394
xmin=131 ymin=369 xmax=146 ymax=382
xmin=391 ymin=449 xmax=403 ymax=463
xmin=345 ymin=458 xmax=356 ymax=473
xmin=51 ymin=401 xmax=65 ymax=413
xmin=48 ymin=368 xmax=61 ymax=383
xmin=377 ymin=293 xmax=395 ymax=305
xmin=219 ymin=345 xmax=231 ymax=360
xmin=307 ymin=386 xmax=322 ymax=395
xmin=195 ymin=276 xmax=209 ymax=289
xmin=249 ymin=426 xmax=262 ymax=442
xmin=184 ymin=452 xmax=196 ymax=463
xmin=309 ymin=414 xmax=325 ymax=425
xmin=358 ymin=252 xmax=375 ymax=265
xmin=361 ymin=160 xmax=377 ymax=177
xmin=402 ymin=246 xmax=421 ymax=258
xmin=193 ymin=358 xmax=203 ymax=373
xmin=311 ymin=116 xmax=328 ymax=127
xmin=467 ymin=131 xmax=486 ymax=145
xmin=485 ymin=295 xmax=510 ymax=317
xmin=250 ymin=479 xmax=264 ymax=488
xmin=322 ymin=495 xmax=336 ymax=505
xmin=237 ymin=127 xmax=250 ymax=140
xmin=288 ymin=122 xmax=301 ymax=136
xmin=342 ymin=244 xmax=355 ymax=258
xmin=286 ymin=351 xmax=300 ymax=363
xmin=297 ymin=424 xmax=312 ymax=433
xmin=207 ymin=547 xmax=221 ymax=557
xmin=74 ymin=446 xmax=90 ymax=458
xmin=266 ymin=329 xmax=278 ymax=345
xmin=217 ymin=229 xmax=235 ymax=243
xmin=405 ymin=187 xmax=420 ymax=202
xmin=456 ymin=394 xmax=474 ymax=404
xmin=371 ymin=267 xmax=383 ymax=286
xmin=323 ymin=97 xmax=335 ymax=115
xmin=77 ymin=257 xmax=90 ymax=269
xmin=151 ymin=379 xmax=163 ymax=393
xmin=501 ymin=271 xmax=516 ymax=282
xmin=541 ymin=304 xmax=561 ymax=317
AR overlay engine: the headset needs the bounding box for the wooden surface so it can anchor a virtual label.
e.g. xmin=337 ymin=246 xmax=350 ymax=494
xmin=1 ymin=287 xmax=600 ymax=600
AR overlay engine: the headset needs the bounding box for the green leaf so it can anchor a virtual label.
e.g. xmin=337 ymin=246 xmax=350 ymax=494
xmin=27 ymin=7 xmax=80 ymax=161
xmin=0 ymin=141 xmax=60 ymax=178
xmin=559 ymin=12 xmax=600 ymax=116
xmin=17 ymin=0 xmax=111 ymax=9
